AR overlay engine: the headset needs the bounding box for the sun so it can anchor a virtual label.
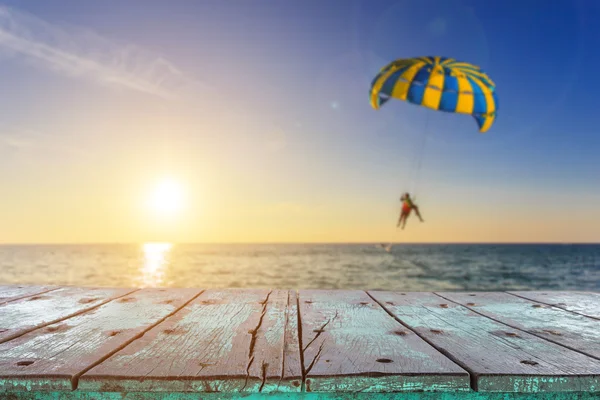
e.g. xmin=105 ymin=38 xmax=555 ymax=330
xmin=147 ymin=178 xmax=186 ymax=217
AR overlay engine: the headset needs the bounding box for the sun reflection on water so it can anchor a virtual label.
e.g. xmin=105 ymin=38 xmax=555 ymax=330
xmin=138 ymin=242 xmax=172 ymax=287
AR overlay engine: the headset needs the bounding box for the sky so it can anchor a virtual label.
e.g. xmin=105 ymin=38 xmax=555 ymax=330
xmin=0 ymin=0 xmax=599 ymax=244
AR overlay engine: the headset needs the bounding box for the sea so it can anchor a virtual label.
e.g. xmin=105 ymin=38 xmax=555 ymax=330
xmin=0 ymin=243 xmax=598 ymax=291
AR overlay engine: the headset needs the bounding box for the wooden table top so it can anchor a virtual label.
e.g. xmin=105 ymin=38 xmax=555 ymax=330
xmin=0 ymin=285 xmax=598 ymax=399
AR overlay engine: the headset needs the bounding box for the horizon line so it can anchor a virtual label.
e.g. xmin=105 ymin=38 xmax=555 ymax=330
xmin=1 ymin=241 xmax=598 ymax=246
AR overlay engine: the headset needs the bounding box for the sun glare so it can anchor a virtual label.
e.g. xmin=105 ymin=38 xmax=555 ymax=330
xmin=138 ymin=242 xmax=172 ymax=287
xmin=147 ymin=178 xmax=186 ymax=217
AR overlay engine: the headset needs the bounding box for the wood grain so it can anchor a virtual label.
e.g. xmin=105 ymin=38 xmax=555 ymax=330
xmin=508 ymin=291 xmax=600 ymax=320
xmin=298 ymin=290 xmax=469 ymax=393
xmin=0 ymin=285 xmax=58 ymax=306
xmin=0 ymin=288 xmax=201 ymax=392
xmin=280 ymin=290 xmax=303 ymax=391
xmin=437 ymin=291 xmax=600 ymax=360
xmin=0 ymin=288 xmax=598 ymax=396
xmin=0 ymin=286 xmax=135 ymax=344
xmin=79 ymin=289 xmax=303 ymax=393
xmin=369 ymin=291 xmax=600 ymax=393
xmin=4 ymin=390 xmax=600 ymax=399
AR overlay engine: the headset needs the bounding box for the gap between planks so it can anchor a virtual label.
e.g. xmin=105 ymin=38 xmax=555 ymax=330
xmin=433 ymin=292 xmax=600 ymax=362
xmin=505 ymin=291 xmax=600 ymax=321
xmin=0 ymin=286 xmax=60 ymax=306
xmin=70 ymin=289 xmax=206 ymax=390
xmin=365 ymin=291 xmax=479 ymax=391
xmin=295 ymin=290 xmax=307 ymax=392
xmin=0 ymin=288 xmax=141 ymax=345
xmin=243 ymin=290 xmax=272 ymax=392
xmin=4 ymin=289 xmax=597 ymax=394
xmin=76 ymin=289 xmax=300 ymax=393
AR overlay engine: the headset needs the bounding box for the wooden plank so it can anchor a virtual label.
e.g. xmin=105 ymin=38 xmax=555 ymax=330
xmin=369 ymin=291 xmax=600 ymax=393
xmin=0 ymin=285 xmax=58 ymax=306
xmin=437 ymin=292 xmax=600 ymax=360
xmin=0 ymin=286 xmax=135 ymax=344
xmin=4 ymin=391 xmax=600 ymax=400
xmin=79 ymin=289 xmax=303 ymax=393
xmin=247 ymin=289 xmax=302 ymax=392
xmin=508 ymin=291 xmax=600 ymax=320
xmin=298 ymin=290 xmax=469 ymax=393
xmin=280 ymin=290 xmax=303 ymax=391
xmin=0 ymin=288 xmax=201 ymax=392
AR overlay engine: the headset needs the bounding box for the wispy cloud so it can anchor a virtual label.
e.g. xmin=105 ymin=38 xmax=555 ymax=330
xmin=0 ymin=133 xmax=33 ymax=149
xmin=0 ymin=127 xmax=88 ymax=156
xmin=0 ymin=5 xmax=191 ymax=99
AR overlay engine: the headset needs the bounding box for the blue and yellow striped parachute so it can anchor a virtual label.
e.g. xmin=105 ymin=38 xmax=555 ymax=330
xmin=370 ymin=56 xmax=498 ymax=132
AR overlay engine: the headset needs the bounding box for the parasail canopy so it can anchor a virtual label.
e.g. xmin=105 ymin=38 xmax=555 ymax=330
xmin=370 ymin=56 xmax=498 ymax=132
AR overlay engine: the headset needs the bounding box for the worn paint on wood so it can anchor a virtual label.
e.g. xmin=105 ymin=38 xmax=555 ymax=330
xmin=0 ymin=287 xmax=135 ymax=344
xmin=4 ymin=390 xmax=600 ymax=400
xmin=437 ymin=292 xmax=600 ymax=360
xmin=0 ymin=288 xmax=201 ymax=392
xmin=80 ymin=289 xmax=303 ymax=393
xmin=298 ymin=290 xmax=469 ymax=393
xmin=368 ymin=291 xmax=600 ymax=393
xmin=245 ymin=289 xmax=302 ymax=392
xmin=0 ymin=285 xmax=58 ymax=306
xmin=281 ymin=290 xmax=303 ymax=390
xmin=0 ymin=286 xmax=599 ymax=397
xmin=508 ymin=291 xmax=600 ymax=320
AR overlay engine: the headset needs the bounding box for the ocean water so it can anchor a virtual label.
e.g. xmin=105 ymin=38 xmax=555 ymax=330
xmin=0 ymin=243 xmax=598 ymax=291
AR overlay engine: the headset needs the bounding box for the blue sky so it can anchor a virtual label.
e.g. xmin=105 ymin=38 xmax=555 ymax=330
xmin=0 ymin=0 xmax=598 ymax=243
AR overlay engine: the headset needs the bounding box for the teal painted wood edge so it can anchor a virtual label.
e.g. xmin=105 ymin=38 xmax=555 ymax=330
xmin=1 ymin=392 xmax=597 ymax=400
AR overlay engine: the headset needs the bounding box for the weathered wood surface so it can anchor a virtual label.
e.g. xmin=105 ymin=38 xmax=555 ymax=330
xmin=298 ymin=290 xmax=469 ymax=393
xmin=0 ymin=285 xmax=58 ymax=306
xmin=0 ymin=288 xmax=201 ymax=392
xmin=80 ymin=289 xmax=303 ymax=393
xmin=0 ymin=287 xmax=135 ymax=344
xmin=368 ymin=291 xmax=600 ymax=393
xmin=437 ymin=292 xmax=600 ymax=360
xmin=4 ymin=391 xmax=600 ymax=400
xmin=0 ymin=286 xmax=599 ymax=397
xmin=508 ymin=291 xmax=600 ymax=320
xmin=282 ymin=290 xmax=303 ymax=387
